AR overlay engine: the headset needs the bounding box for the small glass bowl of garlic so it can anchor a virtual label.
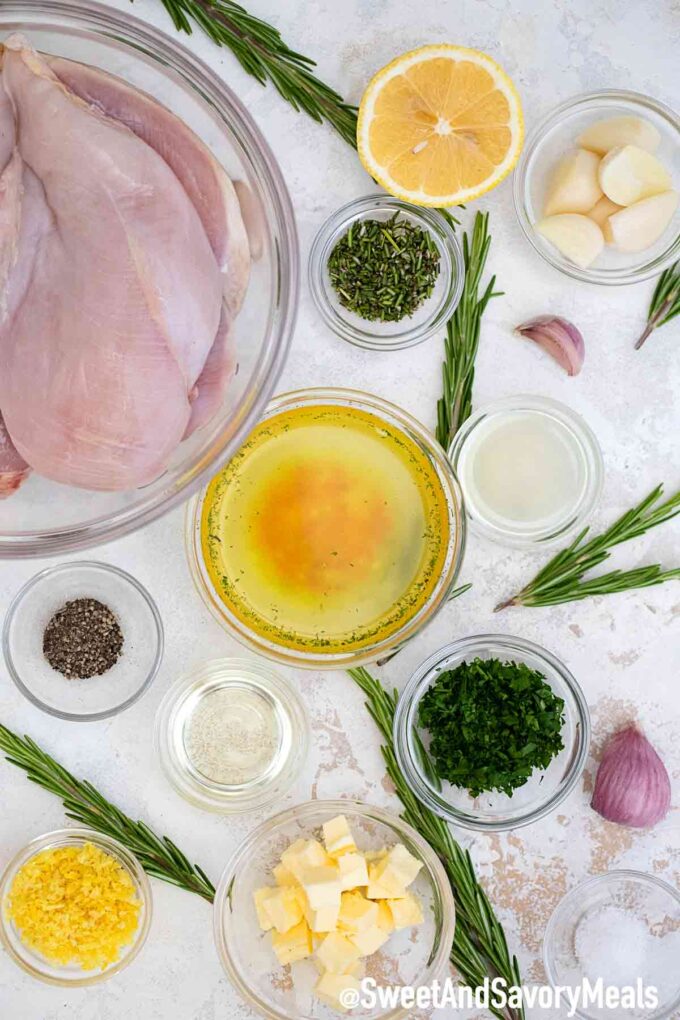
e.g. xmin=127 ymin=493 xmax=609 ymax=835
xmin=514 ymin=90 xmax=680 ymax=284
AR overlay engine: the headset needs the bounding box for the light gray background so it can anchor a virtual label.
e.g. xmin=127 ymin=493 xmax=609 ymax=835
xmin=1 ymin=1 xmax=678 ymax=1017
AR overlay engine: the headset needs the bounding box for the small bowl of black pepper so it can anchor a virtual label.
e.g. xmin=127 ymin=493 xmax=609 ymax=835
xmin=3 ymin=561 xmax=163 ymax=721
xmin=308 ymin=193 xmax=465 ymax=351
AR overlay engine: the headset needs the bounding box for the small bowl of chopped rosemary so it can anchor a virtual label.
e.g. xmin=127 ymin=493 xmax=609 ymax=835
xmin=393 ymin=634 xmax=590 ymax=832
xmin=308 ymin=194 xmax=464 ymax=350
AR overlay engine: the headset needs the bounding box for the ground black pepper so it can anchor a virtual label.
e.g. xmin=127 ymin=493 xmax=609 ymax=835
xmin=43 ymin=598 xmax=124 ymax=679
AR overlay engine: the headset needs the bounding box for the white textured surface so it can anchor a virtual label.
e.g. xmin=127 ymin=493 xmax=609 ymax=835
xmin=1 ymin=1 xmax=679 ymax=1017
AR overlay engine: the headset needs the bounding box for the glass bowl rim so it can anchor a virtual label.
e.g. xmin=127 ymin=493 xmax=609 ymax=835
xmin=542 ymin=869 xmax=680 ymax=1020
xmin=0 ymin=826 xmax=153 ymax=987
xmin=308 ymin=193 xmax=465 ymax=351
xmin=2 ymin=559 xmax=164 ymax=721
xmin=0 ymin=0 xmax=298 ymax=558
xmin=448 ymin=393 xmax=604 ymax=549
xmin=213 ymin=797 xmax=456 ymax=1020
xmin=154 ymin=656 xmax=310 ymax=814
xmin=393 ymin=633 xmax=591 ymax=832
xmin=185 ymin=385 xmax=467 ymax=669
xmin=513 ymin=88 xmax=680 ymax=286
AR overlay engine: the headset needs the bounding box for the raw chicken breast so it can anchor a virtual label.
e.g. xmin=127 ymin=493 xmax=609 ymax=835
xmin=48 ymin=55 xmax=250 ymax=317
xmin=0 ymin=134 xmax=30 ymax=496
xmin=0 ymin=37 xmax=223 ymax=490
xmin=0 ymin=413 xmax=30 ymax=497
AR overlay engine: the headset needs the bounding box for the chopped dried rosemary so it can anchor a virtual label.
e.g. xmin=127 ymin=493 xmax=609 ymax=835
xmin=327 ymin=213 xmax=440 ymax=321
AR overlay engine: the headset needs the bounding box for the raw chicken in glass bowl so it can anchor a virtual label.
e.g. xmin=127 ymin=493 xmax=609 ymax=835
xmin=0 ymin=0 xmax=298 ymax=557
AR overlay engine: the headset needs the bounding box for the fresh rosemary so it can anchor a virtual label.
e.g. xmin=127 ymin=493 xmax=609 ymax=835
xmin=157 ymin=0 xmax=358 ymax=147
xmin=347 ymin=667 xmax=524 ymax=1020
xmin=436 ymin=211 xmax=501 ymax=450
xmin=496 ymin=484 xmax=680 ymax=610
xmin=0 ymin=724 xmax=216 ymax=903
xmin=635 ymin=261 xmax=680 ymax=349
xmin=327 ymin=214 xmax=441 ymax=322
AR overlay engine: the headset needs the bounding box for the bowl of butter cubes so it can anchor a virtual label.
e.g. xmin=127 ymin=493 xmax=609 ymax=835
xmin=213 ymin=800 xmax=455 ymax=1019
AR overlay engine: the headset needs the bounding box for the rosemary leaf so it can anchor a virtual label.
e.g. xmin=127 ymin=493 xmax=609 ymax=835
xmin=496 ymin=484 xmax=680 ymax=609
xmin=436 ymin=211 xmax=502 ymax=451
xmin=635 ymin=261 xmax=680 ymax=349
xmin=0 ymin=724 xmax=216 ymax=903
xmin=156 ymin=0 xmax=358 ymax=147
xmin=347 ymin=667 xmax=524 ymax=1020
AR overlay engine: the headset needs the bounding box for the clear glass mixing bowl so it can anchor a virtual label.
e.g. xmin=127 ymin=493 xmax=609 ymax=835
xmin=0 ymin=0 xmax=298 ymax=558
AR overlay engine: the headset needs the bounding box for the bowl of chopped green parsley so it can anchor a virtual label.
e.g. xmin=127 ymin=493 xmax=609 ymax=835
xmin=308 ymin=194 xmax=464 ymax=350
xmin=393 ymin=634 xmax=590 ymax=831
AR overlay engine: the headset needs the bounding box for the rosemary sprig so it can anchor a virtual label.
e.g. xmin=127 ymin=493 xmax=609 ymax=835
xmin=348 ymin=667 xmax=523 ymax=1020
xmin=157 ymin=0 xmax=358 ymax=147
xmin=436 ymin=212 xmax=501 ymax=451
xmin=496 ymin=484 xmax=680 ymax=610
xmin=635 ymin=261 xmax=680 ymax=349
xmin=0 ymin=724 xmax=216 ymax=903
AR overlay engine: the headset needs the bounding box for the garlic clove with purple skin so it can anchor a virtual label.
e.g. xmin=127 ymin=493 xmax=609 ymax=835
xmin=591 ymin=724 xmax=671 ymax=828
xmin=515 ymin=315 xmax=585 ymax=376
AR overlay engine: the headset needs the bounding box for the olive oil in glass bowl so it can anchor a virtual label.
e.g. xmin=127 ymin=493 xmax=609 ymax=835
xmin=186 ymin=389 xmax=465 ymax=668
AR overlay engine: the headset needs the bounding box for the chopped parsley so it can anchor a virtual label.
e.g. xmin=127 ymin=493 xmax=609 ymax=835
xmin=418 ymin=657 xmax=566 ymax=798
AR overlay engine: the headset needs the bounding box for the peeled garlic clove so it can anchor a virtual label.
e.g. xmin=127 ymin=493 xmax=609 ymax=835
xmin=599 ymin=144 xmax=672 ymax=206
xmin=536 ymin=214 xmax=604 ymax=269
xmin=516 ymin=315 xmax=584 ymax=376
xmin=592 ymin=724 xmax=671 ymax=829
xmin=603 ymin=190 xmax=678 ymax=252
xmin=577 ymin=116 xmax=661 ymax=155
xmin=588 ymin=195 xmax=623 ymax=231
xmin=544 ymin=149 xmax=602 ymax=216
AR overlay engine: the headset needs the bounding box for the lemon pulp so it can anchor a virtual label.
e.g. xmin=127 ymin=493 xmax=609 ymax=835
xmin=200 ymin=404 xmax=451 ymax=653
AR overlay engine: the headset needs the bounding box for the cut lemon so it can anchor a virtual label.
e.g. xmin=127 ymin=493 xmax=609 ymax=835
xmin=357 ymin=45 xmax=524 ymax=207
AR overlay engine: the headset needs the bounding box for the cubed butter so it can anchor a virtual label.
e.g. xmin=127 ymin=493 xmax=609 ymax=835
xmin=366 ymin=844 xmax=421 ymax=898
xmin=306 ymin=903 xmax=340 ymax=933
xmin=253 ymin=887 xmax=275 ymax=932
xmin=364 ymin=847 xmax=387 ymax=862
xmin=348 ymin=924 xmax=390 ymax=957
xmin=337 ymin=891 xmax=379 ymax=933
xmin=376 ymin=900 xmax=395 ymax=934
xmin=387 ymin=891 xmax=424 ymax=930
xmin=337 ymin=852 xmax=369 ymax=891
xmin=263 ymin=887 xmax=304 ymax=934
xmin=315 ymin=971 xmax=361 ymax=1013
xmin=271 ymin=919 xmax=313 ymax=966
xmin=315 ymin=931 xmax=362 ymax=974
xmin=366 ymin=860 xmax=406 ymax=900
xmin=273 ymin=862 xmax=298 ymax=887
xmin=282 ymin=839 xmax=330 ymax=881
xmin=322 ymin=815 xmax=357 ymax=857
xmin=301 ymin=864 xmax=341 ymax=910
xmin=385 ymin=844 xmax=423 ymax=887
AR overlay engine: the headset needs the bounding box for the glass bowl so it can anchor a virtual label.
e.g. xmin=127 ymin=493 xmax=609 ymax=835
xmin=0 ymin=828 xmax=152 ymax=986
xmin=544 ymin=871 xmax=680 ymax=1020
xmin=514 ymin=90 xmax=680 ymax=285
xmin=185 ymin=387 xmax=466 ymax=669
xmin=0 ymin=0 xmax=297 ymax=558
xmin=308 ymin=195 xmax=464 ymax=350
xmin=3 ymin=561 xmax=163 ymax=721
xmin=213 ymin=799 xmax=456 ymax=1020
xmin=448 ymin=395 xmax=604 ymax=549
xmin=155 ymin=658 xmax=309 ymax=814
xmin=393 ymin=634 xmax=590 ymax=832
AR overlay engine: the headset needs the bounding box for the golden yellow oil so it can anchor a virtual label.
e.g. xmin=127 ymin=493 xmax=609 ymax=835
xmin=201 ymin=403 xmax=450 ymax=653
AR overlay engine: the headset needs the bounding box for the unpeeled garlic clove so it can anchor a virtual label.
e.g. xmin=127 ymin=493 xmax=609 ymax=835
xmin=515 ymin=315 xmax=585 ymax=376
xmin=591 ymin=724 xmax=671 ymax=829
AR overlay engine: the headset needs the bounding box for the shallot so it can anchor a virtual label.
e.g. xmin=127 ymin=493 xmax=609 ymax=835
xmin=591 ymin=724 xmax=671 ymax=828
